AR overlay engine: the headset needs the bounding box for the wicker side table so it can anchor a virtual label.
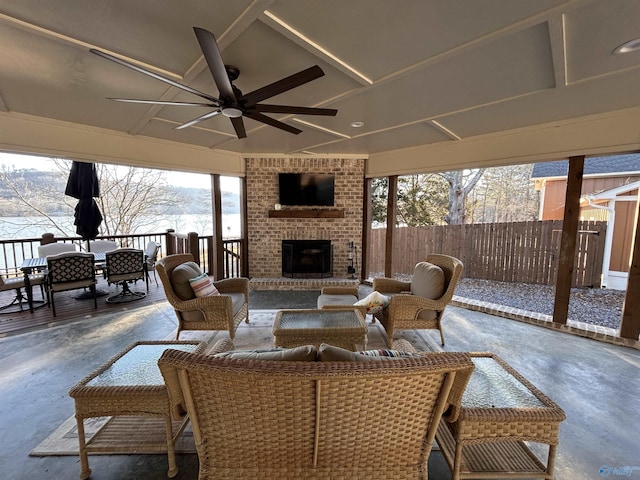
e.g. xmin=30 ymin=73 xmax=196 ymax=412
xmin=272 ymin=308 xmax=368 ymax=350
xmin=436 ymin=353 xmax=566 ymax=480
xmin=68 ymin=340 xmax=206 ymax=479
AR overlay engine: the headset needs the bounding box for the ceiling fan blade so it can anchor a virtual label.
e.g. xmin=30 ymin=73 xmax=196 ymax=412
xmin=244 ymin=111 xmax=302 ymax=135
xmin=230 ymin=117 xmax=247 ymax=139
xmin=175 ymin=110 xmax=222 ymax=130
xmin=193 ymin=27 xmax=237 ymax=104
xmin=109 ymin=98 xmax=217 ymax=107
xmin=90 ymin=49 xmax=219 ymax=103
xmin=242 ymin=66 xmax=325 ymax=107
xmin=251 ymin=104 xmax=337 ymax=116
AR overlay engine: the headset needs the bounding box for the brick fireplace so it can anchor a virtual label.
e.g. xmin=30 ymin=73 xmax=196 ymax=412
xmin=246 ymin=157 xmax=365 ymax=289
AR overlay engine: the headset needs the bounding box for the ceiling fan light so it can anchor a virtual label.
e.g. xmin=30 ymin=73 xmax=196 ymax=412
xmin=222 ymin=107 xmax=243 ymax=118
xmin=613 ymin=37 xmax=640 ymax=54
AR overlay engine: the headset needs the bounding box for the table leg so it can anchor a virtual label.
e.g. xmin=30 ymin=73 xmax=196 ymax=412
xmin=75 ymin=416 xmax=92 ymax=480
xmin=546 ymin=444 xmax=558 ymax=479
xmin=22 ymin=269 xmax=34 ymax=313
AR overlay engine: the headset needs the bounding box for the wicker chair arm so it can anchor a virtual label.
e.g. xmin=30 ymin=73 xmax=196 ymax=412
xmin=213 ymin=277 xmax=249 ymax=296
xmin=172 ymin=293 xmax=233 ymax=312
xmin=204 ymin=338 xmax=235 ymax=355
xmin=372 ymin=277 xmax=412 ymax=293
xmin=388 ymin=293 xmax=447 ymax=312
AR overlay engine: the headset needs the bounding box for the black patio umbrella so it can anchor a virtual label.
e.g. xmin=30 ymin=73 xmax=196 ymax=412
xmin=65 ymin=161 xmax=103 ymax=241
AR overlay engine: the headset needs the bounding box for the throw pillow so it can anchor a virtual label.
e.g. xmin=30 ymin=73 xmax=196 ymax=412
xmin=214 ymin=344 xmax=318 ymax=361
xmin=354 ymin=290 xmax=390 ymax=314
xmin=318 ymin=343 xmax=421 ymax=362
xmin=189 ymin=273 xmax=220 ymax=297
xmin=410 ymin=261 xmax=446 ymax=299
xmin=171 ymin=261 xmax=203 ymax=300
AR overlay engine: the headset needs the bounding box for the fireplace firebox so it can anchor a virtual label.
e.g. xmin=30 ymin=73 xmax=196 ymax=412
xmin=282 ymin=240 xmax=332 ymax=278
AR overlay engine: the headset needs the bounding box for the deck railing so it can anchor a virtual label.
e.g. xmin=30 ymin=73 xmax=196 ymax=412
xmin=0 ymin=231 xmax=244 ymax=280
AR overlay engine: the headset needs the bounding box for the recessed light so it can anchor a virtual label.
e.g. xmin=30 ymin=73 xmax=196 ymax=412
xmin=613 ymin=37 xmax=640 ymax=54
xmin=350 ymin=121 xmax=364 ymax=128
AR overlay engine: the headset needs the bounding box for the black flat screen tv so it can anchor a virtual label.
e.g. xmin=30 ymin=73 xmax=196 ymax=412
xmin=278 ymin=173 xmax=335 ymax=206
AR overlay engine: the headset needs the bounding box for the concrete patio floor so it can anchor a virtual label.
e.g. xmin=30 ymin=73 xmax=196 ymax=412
xmin=0 ymin=289 xmax=638 ymax=479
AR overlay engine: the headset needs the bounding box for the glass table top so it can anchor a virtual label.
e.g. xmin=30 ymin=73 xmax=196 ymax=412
xmin=86 ymin=344 xmax=198 ymax=387
xmin=462 ymin=357 xmax=545 ymax=409
xmin=278 ymin=310 xmax=361 ymax=329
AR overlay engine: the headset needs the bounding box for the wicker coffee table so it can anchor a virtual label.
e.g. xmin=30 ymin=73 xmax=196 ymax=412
xmin=272 ymin=308 xmax=368 ymax=350
xmin=68 ymin=340 xmax=206 ymax=479
xmin=436 ymin=353 xmax=566 ymax=480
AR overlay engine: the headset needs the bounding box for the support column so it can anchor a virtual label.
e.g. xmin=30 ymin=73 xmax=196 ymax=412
xmin=240 ymin=176 xmax=249 ymax=278
xmin=211 ymin=174 xmax=223 ymax=279
xmin=553 ymin=156 xmax=584 ymax=325
xmin=619 ymin=187 xmax=640 ymax=340
xmin=385 ymin=176 xmax=398 ymax=278
xmin=361 ymin=178 xmax=372 ymax=281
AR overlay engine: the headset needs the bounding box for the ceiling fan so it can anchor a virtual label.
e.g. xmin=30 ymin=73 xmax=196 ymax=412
xmin=90 ymin=27 xmax=337 ymax=139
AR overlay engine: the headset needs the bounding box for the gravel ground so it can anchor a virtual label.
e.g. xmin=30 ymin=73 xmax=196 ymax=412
xmin=455 ymin=278 xmax=626 ymax=330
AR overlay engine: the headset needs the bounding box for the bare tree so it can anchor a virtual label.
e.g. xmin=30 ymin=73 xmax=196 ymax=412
xmin=94 ymin=163 xmax=175 ymax=235
xmin=441 ymin=169 xmax=485 ymax=224
xmin=1 ymin=159 xmax=180 ymax=237
xmin=467 ymin=164 xmax=539 ymax=223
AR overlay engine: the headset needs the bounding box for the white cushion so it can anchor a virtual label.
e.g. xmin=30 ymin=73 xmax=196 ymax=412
xmin=354 ymin=291 xmax=390 ymax=314
xmin=317 ymin=293 xmax=358 ymax=309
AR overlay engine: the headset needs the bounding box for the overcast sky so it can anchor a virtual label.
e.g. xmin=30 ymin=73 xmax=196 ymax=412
xmin=0 ymin=151 xmax=239 ymax=192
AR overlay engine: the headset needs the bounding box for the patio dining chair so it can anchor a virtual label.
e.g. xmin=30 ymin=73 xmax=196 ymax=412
xmin=37 ymin=242 xmax=77 ymax=258
xmin=0 ymin=271 xmax=47 ymax=313
xmin=46 ymin=252 xmax=97 ymax=316
xmin=144 ymin=241 xmax=161 ymax=284
xmin=104 ymin=248 xmax=147 ymax=303
xmin=89 ymin=239 xmax=119 ymax=275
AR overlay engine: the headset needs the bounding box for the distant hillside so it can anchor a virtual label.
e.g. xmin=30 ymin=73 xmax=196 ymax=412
xmin=0 ymin=169 xmax=239 ymax=216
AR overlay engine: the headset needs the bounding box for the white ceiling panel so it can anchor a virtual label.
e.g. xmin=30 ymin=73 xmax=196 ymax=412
xmin=1 ymin=0 xmax=639 ymax=162
xmin=268 ymin=0 xmax=565 ymax=79
xmin=565 ymin=0 xmax=640 ymax=83
xmin=439 ymin=67 xmax=640 ymax=139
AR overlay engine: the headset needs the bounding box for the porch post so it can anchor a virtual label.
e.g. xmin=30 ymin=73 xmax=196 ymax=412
xmin=211 ymin=174 xmax=223 ymax=279
xmin=385 ymin=176 xmax=398 ymax=278
xmin=240 ymin=176 xmax=249 ymax=278
xmin=553 ymin=156 xmax=584 ymax=325
xmin=619 ymin=187 xmax=640 ymax=339
xmin=361 ymin=178 xmax=371 ymax=281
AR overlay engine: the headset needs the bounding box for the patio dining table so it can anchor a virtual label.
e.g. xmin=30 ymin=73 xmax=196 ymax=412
xmin=19 ymin=253 xmax=107 ymax=310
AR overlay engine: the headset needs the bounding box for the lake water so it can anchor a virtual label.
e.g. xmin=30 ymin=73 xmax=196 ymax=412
xmin=0 ymin=213 xmax=242 ymax=240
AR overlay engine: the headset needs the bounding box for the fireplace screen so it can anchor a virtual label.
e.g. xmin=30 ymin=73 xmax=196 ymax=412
xmin=282 ymin=240 xmax=332 ymax=278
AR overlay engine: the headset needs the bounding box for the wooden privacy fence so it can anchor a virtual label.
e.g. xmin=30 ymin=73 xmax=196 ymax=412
xmin=369 ymin=220 xmax=607 ymax=288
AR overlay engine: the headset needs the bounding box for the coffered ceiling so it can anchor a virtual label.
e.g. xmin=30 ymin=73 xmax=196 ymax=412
xmin=1 ymin=0 xmax=640 ymax=175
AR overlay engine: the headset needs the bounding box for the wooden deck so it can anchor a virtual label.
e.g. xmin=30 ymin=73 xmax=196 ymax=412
xmin=0 ymin=277 xmax=167 ymax=337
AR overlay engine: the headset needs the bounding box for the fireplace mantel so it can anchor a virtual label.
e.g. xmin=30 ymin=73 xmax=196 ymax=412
xmin=268 ymin=209 xmax=344 ymax=219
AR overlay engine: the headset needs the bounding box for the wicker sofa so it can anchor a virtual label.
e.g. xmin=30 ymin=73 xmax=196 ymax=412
xmin=159 ymin=340 xmax=474 ymax=480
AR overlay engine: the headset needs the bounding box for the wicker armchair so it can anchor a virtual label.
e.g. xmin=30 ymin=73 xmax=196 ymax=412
xmin=156 ymin=254 xmax=249 ymax=340
xmin=158 ymin=347 xmax=474 ymax=480
xmin=373 ymin=254 xmax=463 ymax=346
